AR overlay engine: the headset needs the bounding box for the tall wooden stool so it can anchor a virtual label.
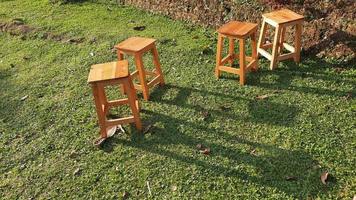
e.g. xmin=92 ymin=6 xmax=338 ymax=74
xmin=115 ymin=37 xmax=165 ymax=101
xmin=215 ymin=21 xmax=258 ymax=85
xmin=88 ymin=61 xmax=142 ymax=144
xmin=257 ymin=9 xmax=304 ymax=70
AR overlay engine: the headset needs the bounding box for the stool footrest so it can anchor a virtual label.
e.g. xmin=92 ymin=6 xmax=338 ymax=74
xmin=258 ymin=48 xmax=272 ymax=61
xmin=221 ymin=55 xmax=233 ymax=65
xmin=148 ymin=75 xmax=162 ymax=87
xmin=278 ymin=52 xmax=295 ymax=61
xmin=106 ymin=116 xmax=135 ymax=127
xmin=246 ymin=60 xmax=258 ymax=71
xmin=108 ymin=99 xmax=129 ymax=107
xmin=283 ymin=43 xmax=295 ymax=53
xmin=218 ymin=65 xmax=240 ymax=75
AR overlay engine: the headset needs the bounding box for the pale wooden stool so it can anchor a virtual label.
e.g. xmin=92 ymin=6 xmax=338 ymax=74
xmin=257 ymin=9 xmax=304 ymax=70
xmin=215 ymin=21 xmax=258 ymax=85
xmin=115 ymin=37 xmax=165 ymax=101
xmin=88 ymin=61 xmax=142 ymax=142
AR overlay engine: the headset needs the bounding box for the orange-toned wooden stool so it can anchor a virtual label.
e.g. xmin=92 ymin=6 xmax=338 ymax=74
xmin=115 ymin=37 xmax=165 ymax=101
xmin=88 ymin=61 xmax=142 ymax=144
xmin=215 ymin=21 xmax=258 ymax=85
xmin=257 ymin=9 xmax=304 ymax=70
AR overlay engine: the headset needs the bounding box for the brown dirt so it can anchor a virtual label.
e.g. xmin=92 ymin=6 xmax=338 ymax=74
xmin=0 ymin=19 xmax=85 ymax=44
xmin=122 ymin=0 xmax=355 ymax=64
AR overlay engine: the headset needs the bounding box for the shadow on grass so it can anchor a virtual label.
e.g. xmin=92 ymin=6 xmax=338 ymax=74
xmin=98 ymin=82 xmax=327 ymax=197
xmin=101 ymin=107 xmax=324 ymax=198
xmin=248 ymin=58 xmax=355 ymax=97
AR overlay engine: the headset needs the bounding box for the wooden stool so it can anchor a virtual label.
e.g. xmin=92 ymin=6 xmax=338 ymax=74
xmin=215 ymin=21 xmax=258 ymax=85
xmin=88 ymin=61 xmax=142 ymax=141
xmin=257 ymin=9 xmax=304 ymax=70
xmin=115 ymin=37 xmax=165 ymax=101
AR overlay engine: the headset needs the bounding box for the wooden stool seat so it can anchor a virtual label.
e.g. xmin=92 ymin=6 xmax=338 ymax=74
xmin=218 ymin=21 xmax=258 ymax=38
xmin=262 ymin=9 xmax=304 ymax=26
xmin=115 ymin=37 xmax=156 ymax=53
xmin=258 ymin=9 xmax=304 ymax=70
xmin=88 ymin=61 xmax=129 ymax=82
xmin=88 ymin=61 xmax=142 ymax=140
xmin=115 ymin=37 xmax=165 ymax=101
xmin=215 ymin=21 xmax=258 ymax=85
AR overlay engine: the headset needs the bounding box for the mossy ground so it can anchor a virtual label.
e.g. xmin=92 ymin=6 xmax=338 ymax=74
xmin=0 ymin=0 xmax=355 ymax=199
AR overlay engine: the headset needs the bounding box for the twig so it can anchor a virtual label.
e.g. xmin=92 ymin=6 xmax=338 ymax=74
xmin=146 ymin=181 xmax=152 ymax=196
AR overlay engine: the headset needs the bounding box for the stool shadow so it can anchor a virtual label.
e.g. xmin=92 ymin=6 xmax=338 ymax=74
xmin=149 ymin=83 xmax=301 ymax=127
xmin=103 ymin=109 xmax=327 ymax=198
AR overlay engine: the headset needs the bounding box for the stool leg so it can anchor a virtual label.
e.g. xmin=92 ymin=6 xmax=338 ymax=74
xmin=270 ymin=25 xmax=282 ymax=70
xmin=134 ymin=53 xmax=150 ymax=101
xmin=278 ymin=26 xmax=286 ymax=54
xmin=251 ymin=32 xmax=258 ymax=71
xmin=239 ymin=39 xmax=246 ymax=85
xmin=228 ymin=38 xmax=235 ymax=67
xmin=117 ymin=51 xmax=126 ymax=94
xmin=151 ymin=45 xmax=165 ymax=86
xmin=91 ymin=84 xmax=107 ymax=138
xmin=258 ymin=19 xmax=268 ymax=49
xmin=124 ymin=77 xmax=142 ymax=131
xmin=215 ymin=33 xmax=224 ymax=78
xmin=117 ymin=50 xmax=124 ymax=61
xmin=294 ymin=23 xmax=302 ymax=63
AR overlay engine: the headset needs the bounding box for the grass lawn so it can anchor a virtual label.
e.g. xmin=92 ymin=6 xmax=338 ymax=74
xmin=0 ymin=0 xmax=355 ymax=199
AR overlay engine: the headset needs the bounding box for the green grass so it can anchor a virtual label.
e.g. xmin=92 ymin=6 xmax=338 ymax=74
xmin=0 ymin=0 xmax=355 ymax=199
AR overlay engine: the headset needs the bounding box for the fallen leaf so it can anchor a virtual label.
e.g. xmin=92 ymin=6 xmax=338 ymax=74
xmin=73 ymin=168 xmax=81 ymax=176
xmin=89 ymin=52 xmax=94 ymax=56
xmin=353 ymin=195 xmax=356 ymax=200
xmin=250 ymin=149 xmax=257 ymax=156
xmin=133 ymin=26 xmax=146 ymax=31
xmin=344 ymin=92 xmax=352 ymax=100
xmin=320 ymin=171 xmax=329 ymax=185
xmin=93 ymin=137 xmax=105 ymax=147
xmin=285 ymin=176 xmax=297 ymax=181
xmin=122 ymin=191 xmax=130 ymax=200
xmin=196 ymin=144 xmax=203 ymax=150
xmin=66 ymin=37 xmax=84 ymax=44
xmin=334 ymin=67 xmax=346 ymax=73
xmin=256 ymin=94 xmax=269 ymax=100
xmin=20 ymin=95 xmax=28 ymax=101
xmin=200 ymin=148 xmax=211 ymax=155
xmin=219 ymin=105 xmax=230 ymax=111
xmin=201 ymin=111 xmax=209 ymax=121
xmin=143 ymin=124 xmax=153 ymax=134
xmin=107 ymin=6 xmax=113 ymax=11
xmin=171 ymin=185 xmax=177 ymax=192
xmin=117 ymin=125 xmax=126 ymax=134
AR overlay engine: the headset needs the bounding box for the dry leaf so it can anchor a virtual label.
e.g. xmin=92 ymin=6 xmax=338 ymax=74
xmin=73 ymin=168 xmax=81 ymax=176
xmin=256 ymin=94 xmax=269 ymax=100
xmin=196 ymin=144 xmax=203 ymax=150
xmin=122 ymin=191 xmax=130 ymax=199
xmin=250 ymin=149 xmax=257 ymax=156
xmin=344 ymin=92 xmax=352 ymax=100
xmin=143 ymin=124 xmax=153 ymax=134
xmin=93 ymin=137 xmax=105 ymax=147
xmin=201 ymin=111 xmax=209 ymax=120
xmin=171 ymin=185 xmax=177 ymax=192
xmin=200 ymin=148 xmax=211 ymax=155
xmin=320 ymin=171 xmax=329 ymax=185
xmin=285 ymin=176 xmax=297 ymax=181
xmin=20 ymin=95 xmax=28 ymax=101
xmin=133 ymin=26 xmax=146 ymax=31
